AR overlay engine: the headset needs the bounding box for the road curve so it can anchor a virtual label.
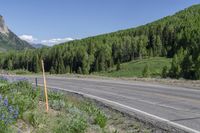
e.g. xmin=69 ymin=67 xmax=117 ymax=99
xmin=4 ymin=75 xmax=200 ymax=132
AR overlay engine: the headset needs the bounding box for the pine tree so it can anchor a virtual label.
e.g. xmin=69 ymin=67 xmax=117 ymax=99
xmin=169 ymin=55 xmax=181 ymax=78
xmin=57 ymin=54 xmax=65 ymax=74
xmin=7 ymin=59 xmax=13 ymax=70
xmin=32 ymin=55 xmax=40 ymax=73
xmin=65 ymin=65 xmax=70 ymax=73
xmin=77 ymin=67 xmax=82 ymax=74
xmin=155 ymin=36 xmax=162 ymax=56
xmin=116 ymin=59 xmax=121 ymax=71
xmin=169 ymin=48 xmax=186 ymax=78
xmin=181 ymin=55 xmax=194 ymax=79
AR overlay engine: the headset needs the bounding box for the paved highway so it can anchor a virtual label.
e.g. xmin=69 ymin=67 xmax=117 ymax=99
xmin=5 ymin=75 xmax=200 ymax=132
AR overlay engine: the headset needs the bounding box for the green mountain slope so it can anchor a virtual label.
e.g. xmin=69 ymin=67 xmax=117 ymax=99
xmin=0 ymin=4 xmax=200 ymax=79
xmin=73 ymin=3 xmax=200 ymax=58
xmin=0 ymin=15 xmax=33 ymax=51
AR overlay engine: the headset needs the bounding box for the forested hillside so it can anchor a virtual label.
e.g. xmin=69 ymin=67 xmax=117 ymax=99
xmin=0 ymin=4 xmax=200 ymax=79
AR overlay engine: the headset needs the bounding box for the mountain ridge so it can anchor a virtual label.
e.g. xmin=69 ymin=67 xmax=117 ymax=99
xmin=0 ymin=15 xmax=33 ymax=51
xmin=31 ymin=43 xmax=48 ymax=48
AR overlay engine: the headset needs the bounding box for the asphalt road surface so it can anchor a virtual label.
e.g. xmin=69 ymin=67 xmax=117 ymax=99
xmin=4 ymin=75 xmax=200 ymax=132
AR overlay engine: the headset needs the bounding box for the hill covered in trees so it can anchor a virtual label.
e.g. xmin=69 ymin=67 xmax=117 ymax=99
xmin=0 ymin=4 xmax=200 ymax=79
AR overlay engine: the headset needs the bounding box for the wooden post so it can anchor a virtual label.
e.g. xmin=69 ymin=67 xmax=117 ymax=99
xmin=41 ymin=60 xmax=49 ymax=112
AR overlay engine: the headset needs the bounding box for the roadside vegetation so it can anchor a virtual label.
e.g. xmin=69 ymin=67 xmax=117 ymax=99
xmin=0 ymin=76 xmax=153 ymax=133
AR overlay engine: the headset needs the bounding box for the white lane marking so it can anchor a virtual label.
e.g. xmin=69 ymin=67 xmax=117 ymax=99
xmin=84 ymin=88 xmax=200 ymax=114
xmin=35 ymin=83 xmax=200 ymax=133
xmin=40 ymin=82 xmax=200 ymax=114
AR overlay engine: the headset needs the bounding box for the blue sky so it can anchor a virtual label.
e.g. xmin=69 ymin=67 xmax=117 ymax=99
xmin=1 ymin=0 xmax=200 ymax=45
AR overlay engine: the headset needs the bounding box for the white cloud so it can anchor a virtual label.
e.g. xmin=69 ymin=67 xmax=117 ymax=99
xmin=41 ymin=37 xmax=74 ymax=46
xmin=19 ymin=35 xmax=38 ymax=43
xmin=19 ymin=34 xmax=74 ymax=46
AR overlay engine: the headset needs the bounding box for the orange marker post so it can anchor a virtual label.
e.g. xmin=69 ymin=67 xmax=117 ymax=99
xmin=41 ymin=60 xmax=49 ymax=112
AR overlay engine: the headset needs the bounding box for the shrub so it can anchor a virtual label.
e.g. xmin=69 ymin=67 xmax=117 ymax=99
xmin=49 ymin=99 xmax=65 ymax=111
xmin=0 ymin=95 xmax=19 ymax=133
xmin=48 ymin=90 xmax=66 ymax=110
xmin=0 ymin=81 xmax=40 ymax=118
xmin=81 ymin=102 xmax=107 ymax=128
xmin=162 ymin=66 xmax=168 ymax=78
xmin=142 ymin=64 xmax=150 ymax=77
xmin=54 ymin=114 xmax=87 ymax=133
xmin=67 ymin=114 xmax=87 ymax=133
xmin=50 ymin=67 xmax=56 ymax=74
xmin=94 ymin=110 xmax=107 ymax=128
xmin=23 ymin=110 xmax=48 ymax=128
xmin=48 ymin=90 xmax=64 ymax=101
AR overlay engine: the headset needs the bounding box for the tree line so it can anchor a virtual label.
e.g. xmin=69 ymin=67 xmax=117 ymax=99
xmin=0 ymin=4 xmax=200 ymax=79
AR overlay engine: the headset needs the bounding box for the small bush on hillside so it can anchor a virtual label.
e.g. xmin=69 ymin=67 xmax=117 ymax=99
xmin=142 ymin=64 xmax=150 ymax=77
xmin=162 ymin=66 xmax=168 ymax=78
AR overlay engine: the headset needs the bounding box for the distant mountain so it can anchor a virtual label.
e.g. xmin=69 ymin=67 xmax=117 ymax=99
xmin=31 ymin=43 xmax=48 ymax=48
xmin=0 ymin=15 xmax=33 ymax=51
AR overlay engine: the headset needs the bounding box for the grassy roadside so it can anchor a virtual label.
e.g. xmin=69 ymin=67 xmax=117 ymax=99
xmin=93 ymin=57 xmax=172 ymax=78
xmin=0 ymin=77 xmax=154 ymax=133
